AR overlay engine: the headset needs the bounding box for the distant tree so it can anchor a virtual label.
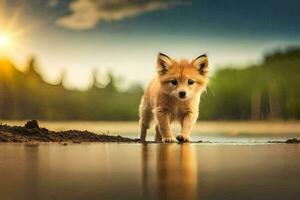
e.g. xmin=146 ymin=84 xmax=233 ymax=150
xmin=0 ymin=47 xmax=299 ymax=121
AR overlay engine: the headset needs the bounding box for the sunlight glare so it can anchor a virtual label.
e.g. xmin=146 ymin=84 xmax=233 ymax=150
xmin=0 ymin=34 xmax=12 ymax=47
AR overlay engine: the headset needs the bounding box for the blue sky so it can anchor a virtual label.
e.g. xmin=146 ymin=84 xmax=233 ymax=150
xmin=1 ymin=0 xmax=300 ymax=89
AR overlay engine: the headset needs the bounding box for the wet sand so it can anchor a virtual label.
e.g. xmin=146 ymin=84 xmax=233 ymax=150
xmin=0 ymin=143 xmax=299 ymax=200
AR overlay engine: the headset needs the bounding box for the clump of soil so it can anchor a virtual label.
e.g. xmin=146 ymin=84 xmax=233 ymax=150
xmin=24 ymin=120 xmax=39 ymax=129
xmin=0 ymin=120 xmax=140 ymax=143
xmin=268 ymin=138 xmax=300 ymax=144
xmin=286 ymin=138 xmax=300 ymax=143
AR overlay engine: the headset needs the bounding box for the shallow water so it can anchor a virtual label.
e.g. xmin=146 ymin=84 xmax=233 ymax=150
xmin=0 ymin=143 xmax=300 ymax=200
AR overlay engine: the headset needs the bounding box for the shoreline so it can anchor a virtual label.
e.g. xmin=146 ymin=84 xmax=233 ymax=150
xmin=0 ymin=120 xmax=299 ymax=144
xmin=2 ymin=120 xmax=300 ymax=136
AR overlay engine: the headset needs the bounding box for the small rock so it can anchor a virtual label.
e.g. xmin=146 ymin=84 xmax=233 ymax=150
xmin=286 ymin=138 xmax=300 ymax=144
xmin=25 ymin=120 xmax=40 ymax=129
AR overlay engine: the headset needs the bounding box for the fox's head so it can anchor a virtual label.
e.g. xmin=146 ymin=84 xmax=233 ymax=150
xmin=156 ymin=53 xmax=209 ymax=101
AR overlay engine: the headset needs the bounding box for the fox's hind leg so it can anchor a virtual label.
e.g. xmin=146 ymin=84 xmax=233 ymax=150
xmin=139 ymin=96 xmax=153 ymax=142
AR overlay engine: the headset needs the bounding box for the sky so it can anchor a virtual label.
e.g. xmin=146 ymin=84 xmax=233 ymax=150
xmin=0 ymin=0 xmax=300 ymax=90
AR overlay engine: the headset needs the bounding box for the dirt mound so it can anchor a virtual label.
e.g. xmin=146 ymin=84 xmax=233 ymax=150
xmin=0 ymin=120 xmax=139 ymax=143
xmin=286 ymin=138 xmax=300 ymax=143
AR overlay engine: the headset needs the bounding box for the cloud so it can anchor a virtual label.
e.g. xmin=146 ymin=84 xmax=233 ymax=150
xmin=55 ymin=0 xmax=181 ymax=30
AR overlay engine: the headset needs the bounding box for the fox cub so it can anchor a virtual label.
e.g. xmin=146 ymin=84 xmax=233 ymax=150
xmin=139 ymin=53 xmax=209 ymax=143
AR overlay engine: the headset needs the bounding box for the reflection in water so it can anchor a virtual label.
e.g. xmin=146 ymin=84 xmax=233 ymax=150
xmin=142 ymin=144 xmax=197 ymax=200
xmin=2 ymin=144 xmax=300 ymax=200
xmin=142 ymin=144 xmax=150 ymax=198
xmin=24 ymin=145 xmax=39 ymax=200
xmin=0 ymin=145 xmax=41 ymax=199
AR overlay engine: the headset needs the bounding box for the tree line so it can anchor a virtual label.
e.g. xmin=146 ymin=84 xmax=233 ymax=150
xmin=200 ymin=47 xmax=300 ymax=120
xmin=0 ymin=47 xmax=299 ymax=120
xmin=0 ymin=58 xmax=143 ymax=120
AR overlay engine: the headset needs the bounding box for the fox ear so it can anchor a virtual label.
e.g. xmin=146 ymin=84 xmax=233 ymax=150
xmin=157 ymin=52 xmax=172 ymax=75
xmin=192 ymin=54 xmax=208 ymax=75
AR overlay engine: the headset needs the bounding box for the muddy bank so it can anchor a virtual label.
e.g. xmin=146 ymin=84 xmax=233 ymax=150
xmin=0 ymin=120 xmax=139 ymax=143
xmin=0 ymin=120 xmax=299 ymax=144
xmin=268 ymin=138 xmax=300 ymax=144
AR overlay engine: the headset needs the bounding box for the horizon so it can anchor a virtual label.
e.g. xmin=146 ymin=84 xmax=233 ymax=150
xmin=1 ymin=46 xmax=297 ymax=92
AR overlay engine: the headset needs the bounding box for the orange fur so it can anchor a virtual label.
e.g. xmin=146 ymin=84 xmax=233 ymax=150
xmin=139 ymin=53 xmax=209 ymax=142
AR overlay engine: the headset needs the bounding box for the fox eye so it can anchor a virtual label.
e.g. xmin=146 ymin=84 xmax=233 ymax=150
xmin=170 ymin=79 xmax=178 ymax=85
xmin=188 ymin=79 xmax=194 ymax=85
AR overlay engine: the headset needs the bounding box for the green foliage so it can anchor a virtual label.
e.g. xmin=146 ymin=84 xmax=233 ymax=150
xmin=199 ymin=47 xmax=300 ymax=120
xmin=0 ymin=47 xmax=300 ymax=120
xmin=0 ymin=57 xmax=143 ymax=120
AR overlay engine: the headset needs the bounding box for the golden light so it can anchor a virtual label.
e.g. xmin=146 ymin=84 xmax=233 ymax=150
xmin=0 ymin=0 xmax=36 ymax=57
xmin=0 ymin=33 xmax=12 ymax=48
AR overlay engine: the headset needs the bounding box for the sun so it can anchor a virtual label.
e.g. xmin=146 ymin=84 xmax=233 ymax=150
xmin=0 ymin=1 xmax=36 ymax=56
xmin=0 ymin=32 xmax=16 ymax=54
xmin=0 ymin=33 xmax=12 ymax=48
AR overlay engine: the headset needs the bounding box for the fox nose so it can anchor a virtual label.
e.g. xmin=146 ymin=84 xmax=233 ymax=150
xmin=179 ymin=91 xmax=186 ymax=98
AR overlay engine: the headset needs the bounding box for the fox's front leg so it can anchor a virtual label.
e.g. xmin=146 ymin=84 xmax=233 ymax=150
xmin=155 ymin=109 xmax=176 ymax=143
xmin=177 ymin=112 xmax=198 ymax=142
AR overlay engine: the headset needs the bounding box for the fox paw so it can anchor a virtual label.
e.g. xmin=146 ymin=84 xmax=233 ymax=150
xmin=162 ymin=137 xmax=177 ymax=143
xmin=176 ymin=135 xmax=191 ymax=143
